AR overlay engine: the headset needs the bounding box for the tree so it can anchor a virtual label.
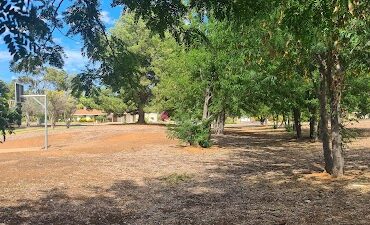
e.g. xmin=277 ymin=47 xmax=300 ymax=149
xmin=95 ymin=88 xmax=132 ymax=118
xmin=47 ymin=91 xmax=66 ymax=128
xmin=73 ymin=12 xmax=164 ymax=124
xmin=152 ymin=17 xmax=260 ymax=142
xmin=13 ymin=68 xmax=77 ymax=128
xmin=43 ymin=68 xmax=70 ymax=91
xmin=104 ymin=12 xmax=162 ymax=123
xmin=47 ymin=90 xmax=77 ymax=129
xmin=282 ymin=1 xmax=370 ymax=177
xmin=0 ymin=80 xmax=20 ymax=142
xmin=63 ymin=95 xmax=77 ymax=128
xmin=22 ymin=100 xmax=40 ymax=127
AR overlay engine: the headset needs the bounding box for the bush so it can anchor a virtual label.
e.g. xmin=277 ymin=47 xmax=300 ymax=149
xmin=96 ymin=115 xmax=107 ymax=122
xmin=168 ymin=118 xmax=212 ymax=148
xmin=285 ymin=124 xmax=293 ymax=132
xmin=79 ymin=117 xmax=95 ymax=122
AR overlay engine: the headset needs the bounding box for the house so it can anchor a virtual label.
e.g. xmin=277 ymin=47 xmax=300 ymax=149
xmin=73 ymin=108 xmax=107 ymax=122
xmin=106 ymin=112 xmax=159 ymax=123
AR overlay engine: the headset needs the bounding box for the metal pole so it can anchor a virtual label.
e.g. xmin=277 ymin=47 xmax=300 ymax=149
xmin=45 ymin=95 xmax=48 ymax=150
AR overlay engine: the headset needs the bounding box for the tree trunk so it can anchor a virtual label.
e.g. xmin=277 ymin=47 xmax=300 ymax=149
xmin=50 ymin=115 xmax=56 ymax=129
xmin=137 ymin=105 xmax=146 ymax=124
xmin=26 ymin=112 xmax=31 ymax=127
xmin=214 ymin=110 xmax=225 ymax=135
xmin=202 ymin=87 xmax=212 ymax=120
xmin=280 ymin=114 xmax=285 ymax=128
xmin=318 ymin=58 xmax=333 ymax=174
xmin=317 ymin=119 xmax=321 ymax=139
xmin=309 ymin=106 xmax=318 ymax=141
xmin=65 ymin=115 xmax=71 ymax=128
xmin=66 ymin=120 xmax=71 ymax=128
xmin=327 ymin=54 xmax=344 ymax=177
xmin=293 ymin=108 xmax=302 ymax=139
xmin=273 ymin=114 xmax=278 ymax=129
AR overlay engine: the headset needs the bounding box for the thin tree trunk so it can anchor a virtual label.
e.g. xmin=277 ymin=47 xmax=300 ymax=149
xmin=273 ymin=114 xmax=279 ymax=129
xmin=137 ymin=105 xmax=146 ymax=124
xmin=66 ymin=120 xmax=71 ymax=128
xmin=328 ymin=54 xmax=344 ymax=177
xmin=202 ymin=87 xmax=212 ymax=120
xmin=26 ymin=112 xmax=30 ymax=127
xmin=214 ymin=109 xmax=225 ymax=135
xmin=65 ymin=114 xmax=71 ymax=128
xmin=293 ymin=108 xmax=302 ymax=139
xmin=317 ymin=119 xmax=321 ymax=139
xmin=50 ymin=115 xmax=56 ymax=129
xmin=309 ymin=106 xmax=318 ymax=141
xmin=318 ymin=58 xmax=333 ymax=174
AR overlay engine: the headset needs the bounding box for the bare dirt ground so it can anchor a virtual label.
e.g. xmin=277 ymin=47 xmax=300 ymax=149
xmin=0 ymin=121 xmax=369 ymax=225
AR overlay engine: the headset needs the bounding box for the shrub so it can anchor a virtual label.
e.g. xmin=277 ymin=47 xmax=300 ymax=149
xmin=96 ymin=115 xmax=106 ymax=122
xmin=79 ymin=117 xmax=94 ymax=122
xmin=168 ymin=118 xmax=212 ymax=148
xmin=285 ymin=124 xmax=293 ymax=132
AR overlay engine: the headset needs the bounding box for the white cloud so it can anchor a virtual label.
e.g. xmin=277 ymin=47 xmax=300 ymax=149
xmin=0 ymin=51 xmax=12 ymax=61
xmin=0 ymin=49 xmax=88 ymax=75
xmin=100 ymin=11 xmax=115 ymax=25
xmin=63 ymin=49 xmax=89 ymax=74
xmin=53 ymin=37 xmax=62 ymax=44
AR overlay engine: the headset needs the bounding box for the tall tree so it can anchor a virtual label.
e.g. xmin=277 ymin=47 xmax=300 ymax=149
xmin=282 ymin=1 xmax=370 ymax=177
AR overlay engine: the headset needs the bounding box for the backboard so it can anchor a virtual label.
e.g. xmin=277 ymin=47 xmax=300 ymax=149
xmin=15 ymin=83 xmax=24 ymax=104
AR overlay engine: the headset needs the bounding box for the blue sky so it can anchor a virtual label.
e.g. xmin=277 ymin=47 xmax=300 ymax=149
xmin=0 ymin=1 xmax=123 ymax=83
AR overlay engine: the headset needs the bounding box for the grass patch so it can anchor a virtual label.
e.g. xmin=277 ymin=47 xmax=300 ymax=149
xmin=160 ymin=173 xmax=193 ymax=185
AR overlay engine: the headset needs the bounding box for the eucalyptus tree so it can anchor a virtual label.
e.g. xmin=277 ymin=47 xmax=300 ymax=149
xmin=104 ymin=12 xmax=163 ymax=124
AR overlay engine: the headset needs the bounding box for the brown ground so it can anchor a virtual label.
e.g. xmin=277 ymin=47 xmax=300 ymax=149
xmin=0 ymin=121 xmax=369 ymax=225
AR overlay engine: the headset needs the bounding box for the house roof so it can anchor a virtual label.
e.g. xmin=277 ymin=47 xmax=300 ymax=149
xmin=74 ymin=109 xmax=106 ymax=116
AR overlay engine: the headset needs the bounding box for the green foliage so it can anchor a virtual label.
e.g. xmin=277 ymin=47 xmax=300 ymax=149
xmin=43 ymin=68 xmax=70 ymax=91
xmin=1 ymin=1 xmax=65 ymax=69
xmin=0 ymin=80 xmax=20 ymax=142
xmin=225 ymin=117 xmax=237 ymax=124
xmin=64 ymin=95 xmax=77 ymax=128
xmin=77 ymin=96 xmax=100 ymax=110
xmin=285 ymin=124 xmax=293 ymax=133
xmin=95 ymin=115 xmax=107 ymax=123
xmin=47 ymin=90 xmax=67 ymax=128
xmin=76 ymin=88 xmax=130 ymax=118
xmin=96 ymin=88 xmax=132 ymax=116
xmin=343 ymin=73 xmax=370 ymax=118
xmin=168 ymin=118 xmax=212 ymax=148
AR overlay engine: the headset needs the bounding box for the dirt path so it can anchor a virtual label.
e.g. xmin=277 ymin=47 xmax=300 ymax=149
xmin=0 ymin=122 xmax=369 ymax=224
